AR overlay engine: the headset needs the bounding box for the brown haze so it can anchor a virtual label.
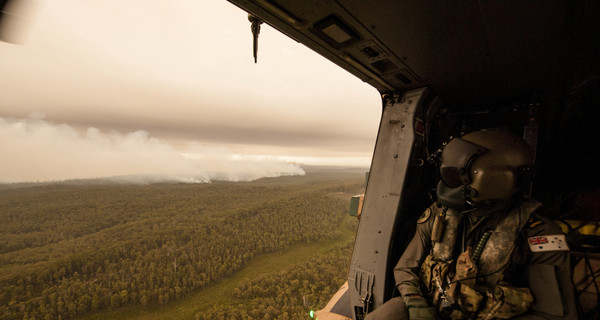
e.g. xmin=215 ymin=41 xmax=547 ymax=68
xmin=0 ymin=0 xmax=380 ymax=183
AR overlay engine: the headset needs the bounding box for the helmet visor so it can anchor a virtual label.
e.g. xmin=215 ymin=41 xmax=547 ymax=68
xmin=440 ymin=165 xmax=466 ymax=188
xmin=440 ymin=137 xmax=488 ymax=187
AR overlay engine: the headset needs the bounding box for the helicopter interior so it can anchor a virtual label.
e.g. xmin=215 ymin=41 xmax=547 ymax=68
xmin=2 ymin=0 xmax=598 ymax=318
xmin=221 ymin=1 xmax=600 ymax=318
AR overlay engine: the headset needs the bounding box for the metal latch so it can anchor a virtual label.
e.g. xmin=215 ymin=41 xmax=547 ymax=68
xmin=354 ymin=269 xmax=375 ymax=314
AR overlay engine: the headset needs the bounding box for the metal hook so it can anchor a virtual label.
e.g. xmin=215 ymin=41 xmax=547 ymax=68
xmin=248 ymin=14 xmax=263 ymax=63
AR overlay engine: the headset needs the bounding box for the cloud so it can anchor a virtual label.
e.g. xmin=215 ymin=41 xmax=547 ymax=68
xmin=0 ymin=115 xmax=305 ymax=183
xmin=0 ymin=0 xmax=380 ymax=175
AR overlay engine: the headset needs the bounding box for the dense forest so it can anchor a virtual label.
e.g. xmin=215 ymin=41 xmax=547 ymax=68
xmin=196 ymin=241 xmax=354 ymax=320
xmin=0 ymin=168 xmax=364 ymax=320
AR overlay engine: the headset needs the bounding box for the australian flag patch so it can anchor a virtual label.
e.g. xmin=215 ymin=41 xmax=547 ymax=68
xmin=528 ymin=234 xmax=569 ymax=252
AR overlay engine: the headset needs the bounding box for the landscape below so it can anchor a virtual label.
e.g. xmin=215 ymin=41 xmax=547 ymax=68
xmin=0 ymin=167 xmax=365 ymax=320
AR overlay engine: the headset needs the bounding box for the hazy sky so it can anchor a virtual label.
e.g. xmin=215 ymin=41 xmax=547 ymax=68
xmin=0 ymin=0 xmax=381 ymax=183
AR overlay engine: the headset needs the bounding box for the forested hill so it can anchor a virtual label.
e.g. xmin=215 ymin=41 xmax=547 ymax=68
xmin=0 ymin=167 xmax=365 ymax=320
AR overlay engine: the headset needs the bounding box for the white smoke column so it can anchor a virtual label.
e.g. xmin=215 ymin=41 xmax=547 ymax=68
xmin=0 ymin=115 xmax=305 ymax=183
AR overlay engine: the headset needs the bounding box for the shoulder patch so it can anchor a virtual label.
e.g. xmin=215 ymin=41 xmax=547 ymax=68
xmin=417 ymin=208 xmax=432 ymax=224
xmin=527 ymin=234 xmax=569 ymax=252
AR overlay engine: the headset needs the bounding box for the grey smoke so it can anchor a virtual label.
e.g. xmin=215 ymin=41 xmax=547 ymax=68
xmin=0 ymin=115 xmax=305 ymax=183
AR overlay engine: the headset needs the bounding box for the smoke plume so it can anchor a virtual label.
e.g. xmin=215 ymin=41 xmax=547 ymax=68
xmin=0 ymin=115 xmax=305 ymax=184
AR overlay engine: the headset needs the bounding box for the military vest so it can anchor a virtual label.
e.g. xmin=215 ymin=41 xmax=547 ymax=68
xmin=420 ymin=199 xmax=541 ymax=319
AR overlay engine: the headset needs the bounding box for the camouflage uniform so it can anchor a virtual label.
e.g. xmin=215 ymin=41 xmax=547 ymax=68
xmin=367 ymin=199 xmax=577 ymax=319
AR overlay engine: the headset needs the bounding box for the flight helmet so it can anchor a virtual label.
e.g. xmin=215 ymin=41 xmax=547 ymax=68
xmin=436 ymin=130 xmax=534 ymax=210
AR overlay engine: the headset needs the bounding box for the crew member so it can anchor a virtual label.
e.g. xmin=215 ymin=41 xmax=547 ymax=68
xmin=365 ymin=129 xmax=577 ymax=319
